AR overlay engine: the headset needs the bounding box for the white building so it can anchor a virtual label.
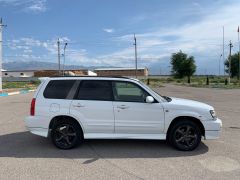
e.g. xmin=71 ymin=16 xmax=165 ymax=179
xmin=2 ymin=70 xmax=34 ymax=77
xmin=1 ymin=69 xmax=97 ymax=77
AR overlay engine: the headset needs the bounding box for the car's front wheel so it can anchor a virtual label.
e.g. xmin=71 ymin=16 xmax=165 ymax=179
xmin=169 ymin=120 xmax=201 ymax=151
xmin=51 ymin=119 xmax=83 ymax=149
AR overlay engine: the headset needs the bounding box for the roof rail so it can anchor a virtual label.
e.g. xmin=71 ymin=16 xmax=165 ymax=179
xmin=47 ymin=76 xmax=132 ymax=79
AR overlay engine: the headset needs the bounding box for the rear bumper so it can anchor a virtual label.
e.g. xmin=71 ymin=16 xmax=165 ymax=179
xmin=25 ymin=116 xmax=49 ymax=137
xmin=203 ymin=118 xmax=222 ymax=139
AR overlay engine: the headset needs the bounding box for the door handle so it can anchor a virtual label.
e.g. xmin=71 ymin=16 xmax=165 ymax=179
xmin=73 ymin=104 xmax=85 ymax=108
xmin=117 ymin=105 xmax=129 ymax=109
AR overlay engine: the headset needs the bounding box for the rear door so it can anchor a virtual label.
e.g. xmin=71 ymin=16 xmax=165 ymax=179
xmin=70 ymin=80 xmax=114 ymax=134
xmin=36 ymin=80 xmax=78 ymax=128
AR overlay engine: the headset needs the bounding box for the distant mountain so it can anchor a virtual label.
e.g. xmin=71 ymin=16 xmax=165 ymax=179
xmin=3 ymin=61 xmax=160 ymax=74
xmin=2 ymin=61 xmax=115 ymax=71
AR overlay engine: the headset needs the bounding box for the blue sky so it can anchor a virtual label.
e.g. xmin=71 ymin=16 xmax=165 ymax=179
xmin=1 ymin=0 xmax=240 ymax=74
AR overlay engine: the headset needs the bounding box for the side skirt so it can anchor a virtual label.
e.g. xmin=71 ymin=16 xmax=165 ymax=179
xmin=84 ymin=133 xmax=166 ymax=140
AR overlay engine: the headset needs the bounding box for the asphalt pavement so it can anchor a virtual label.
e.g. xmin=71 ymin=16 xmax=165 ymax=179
xmin=0 ymin=84 xmax=240 ymax=180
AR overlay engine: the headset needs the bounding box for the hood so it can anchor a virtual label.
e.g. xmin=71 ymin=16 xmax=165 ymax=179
xmin=169 ymin=97 xmax=213 ymax=110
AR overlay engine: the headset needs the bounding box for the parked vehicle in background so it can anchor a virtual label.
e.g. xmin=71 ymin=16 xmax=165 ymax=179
xmin=25 ymin=76 xmax=222 ymax=151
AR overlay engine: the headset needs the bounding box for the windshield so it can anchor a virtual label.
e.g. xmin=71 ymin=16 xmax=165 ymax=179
xmin=138 ymin=81 xmax=172 ymax=102
xmin=138 ymin=81 xmax=163 ymax=97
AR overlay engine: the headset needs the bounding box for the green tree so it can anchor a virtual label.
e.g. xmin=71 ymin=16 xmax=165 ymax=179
xmin=170 ymin=51 xmax=196 ymax=83
xmin=225 ymin=52 xmax=240 ymax=78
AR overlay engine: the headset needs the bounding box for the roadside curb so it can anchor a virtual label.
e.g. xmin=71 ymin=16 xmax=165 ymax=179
xmin=0 ymin=89 xmax=35 ymax=97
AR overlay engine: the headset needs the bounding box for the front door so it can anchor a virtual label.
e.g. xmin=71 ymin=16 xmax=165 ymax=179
xmin=112 ymin=81 xmax=164 ymax=134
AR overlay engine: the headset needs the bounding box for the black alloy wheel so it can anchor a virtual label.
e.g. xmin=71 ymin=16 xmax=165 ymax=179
xmin=51 ymin=120 xmax=82 ymax=149
xmin=169 ymin=120 xmax=201 ymax=151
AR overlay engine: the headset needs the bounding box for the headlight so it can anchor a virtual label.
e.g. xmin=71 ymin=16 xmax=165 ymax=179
xmin=210 ymin=110 xmax=217 ymax=119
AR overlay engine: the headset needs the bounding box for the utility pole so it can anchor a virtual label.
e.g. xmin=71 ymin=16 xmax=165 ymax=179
xmin=62 ymin=43 xmax=68 ymax=76
xmin=133 ymin=33 xmax=138 ymax=78
xmin=228 ymin=41 xmax=233 ymax=84
xmin=238 ymin=26 xmax=240 ymax=80
xmin=223 ymin=26 xmax=225 ymax=76
xmin=219 ymin=54 xmax=222 ymax=76
xmin=0 ymin=18 xmax=6 ymax=93
xmin=57 ymin=38 xmax=61 ymax=76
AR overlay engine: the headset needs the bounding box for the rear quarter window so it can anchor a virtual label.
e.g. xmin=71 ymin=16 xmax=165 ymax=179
xmin=43 ymin=80 xmax=76 ymax=99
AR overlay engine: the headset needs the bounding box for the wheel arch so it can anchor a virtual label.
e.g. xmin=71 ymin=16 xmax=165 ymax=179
xmin=166 ymin=116 xmax=205 ymax=140
xmin=49 ymin=115 xmax=84 ymax=136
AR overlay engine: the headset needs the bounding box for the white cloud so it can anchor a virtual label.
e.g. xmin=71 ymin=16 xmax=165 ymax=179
xmin=6 ymin=37 xmax=91 ymax=65
xmin=4 ymin=1 xmax=240 ymax=74
xmin=58 ymin=37 xmax=70 ymax=43
xmin=7 ymin=37 xmax=51 ymax=55
xmin=103 ymin=28 xmax=114 ymax=33
xmin=23 ymin=49 xmax=33 ymax=53
xmin=20 ymin=38 xmax=42 ymax=46
xmin=25 ymin=0 xmax=46 ymax=13
xmin=0 ymin=0 xmax=47 ymax=13
xmin=42 ymin=42 xmax=48 ymax=48
xmin=192 ymin=2 xmax=200 ymax=7
xmin=109 ymin=1 xmax=240 ymax=74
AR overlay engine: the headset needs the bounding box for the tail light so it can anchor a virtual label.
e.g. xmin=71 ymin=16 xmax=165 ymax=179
xmin=30 ymin=98 xmax=36 ymax=116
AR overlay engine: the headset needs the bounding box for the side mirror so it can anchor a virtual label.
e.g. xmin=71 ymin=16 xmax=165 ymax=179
xmin=146 ymin=96 xmax=154 ymax=103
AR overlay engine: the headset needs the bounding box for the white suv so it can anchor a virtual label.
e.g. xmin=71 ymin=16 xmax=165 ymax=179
xmin=25 ymin=76 xmax=222 ymax=151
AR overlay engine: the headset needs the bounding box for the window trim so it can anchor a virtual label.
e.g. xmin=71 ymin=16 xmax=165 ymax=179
xmin=66 ymin=80 xmax=81 ymax=99
xmin=70 ymin=79 xmax=158 ymax=103
xmin=74 ymin=80 xmax=114 ymax=101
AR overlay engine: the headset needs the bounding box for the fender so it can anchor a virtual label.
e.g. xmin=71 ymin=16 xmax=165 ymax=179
xmin=49 ymin=113 xmax=86 ymax=134
xmin=164 ymin=109 xmax=203 ymax=133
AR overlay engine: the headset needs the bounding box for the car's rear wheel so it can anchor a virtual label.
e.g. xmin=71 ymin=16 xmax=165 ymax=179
xmin=51 ymin=120 xmax=83 ymax=149
xmin=169 ymin=120 xmax=201 ymax=151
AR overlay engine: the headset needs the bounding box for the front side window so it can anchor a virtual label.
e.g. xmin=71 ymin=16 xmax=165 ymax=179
xmin=77 ymin=80 xmax=112 ymax=101
xmin=44 ymin=80 xmax=76 ymax=99
xmin=113 ymin=81 xmax=149 ymax=103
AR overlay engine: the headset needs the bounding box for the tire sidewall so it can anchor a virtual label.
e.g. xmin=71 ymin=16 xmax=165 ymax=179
xmin=169 ymin=120 xmax=201 ymax=151
xmin=51 ymin=120 xmax=83 ymax=150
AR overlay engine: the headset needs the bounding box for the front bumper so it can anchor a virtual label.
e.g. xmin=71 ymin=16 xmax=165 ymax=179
xmin=203 ymin=118 xmax=222 ymax=139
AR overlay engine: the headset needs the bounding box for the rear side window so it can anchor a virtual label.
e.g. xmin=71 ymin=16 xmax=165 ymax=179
xmin=44 ymin=80 xmax=76 ymax=99
xmin=76 ymin=80 xmax=112 ymax=101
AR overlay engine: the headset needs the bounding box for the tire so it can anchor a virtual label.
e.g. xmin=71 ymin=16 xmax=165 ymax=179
xmin=168 ymin=120 xmax=201 ymax=151
xmin=51 ymin=119 xmax=83 ymax=150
